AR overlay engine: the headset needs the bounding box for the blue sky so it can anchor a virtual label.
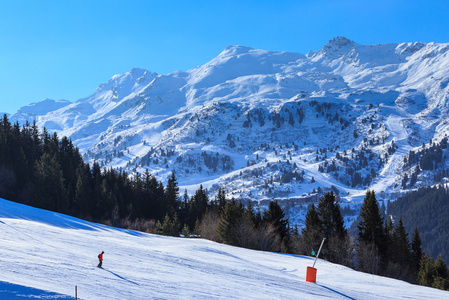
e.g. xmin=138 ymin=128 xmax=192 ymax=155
xmin=1 ymin=0 xmax=449 ymax=114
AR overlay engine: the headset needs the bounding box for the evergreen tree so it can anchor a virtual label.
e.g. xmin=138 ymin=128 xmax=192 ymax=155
xmin=391 ymin=218 xmax=412 ymax=267
xmin=217 ymin=199 xmax=244 ymax=245
xmin=356 ymin=190 xmax=388 ymax=273
xmin=411 ymin=227 xmax=423 ymax=273
xmin=244 ymin=200 xmax=257 ymax=226
xmin=188 ymin=185 xmax=209 ymax=229
xmin=303 ymin=204 xmax=320 ymax=234
xmin=357 ymin=190 xmax=386 ymax=261
xmin=263 ymin=201 xmax=289 ymax=241
xmin=418 ymin=255 xmax=437 ymax=287
xmin=161 ymin=213 xmax=181 ymax=236
xmin=165 ymin=172 xmax=179 ymax=217
xmin=211 ymin=186 xmax=227 ymax=213
xmin=433 ymin=254 xmax=449 ymax=290
xmin=177 ymin=188 xmax=190 ymax=226
xmin=141 ymin=170 xmax=161 ymax=219
xmin=316 ymin=192 xmax=350 ymax=264
xmin=298 ymin=204 xmax=322 ymax=256
xmin=317 ymin=191 xmax=346 ymax=239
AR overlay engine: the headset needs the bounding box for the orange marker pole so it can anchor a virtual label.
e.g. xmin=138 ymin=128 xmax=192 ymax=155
xmin=306 ymin=238 xmax=326 ymax=283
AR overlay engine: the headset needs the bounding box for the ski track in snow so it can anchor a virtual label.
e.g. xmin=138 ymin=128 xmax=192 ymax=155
xmin=1 ymin=198 xmax=448 ymax=299
xmin=370 ymin=114 xmax=412 ymax=193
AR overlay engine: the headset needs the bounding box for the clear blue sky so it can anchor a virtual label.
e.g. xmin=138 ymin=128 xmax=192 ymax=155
xmin=1 ymin=0 xmax=449 ymax=114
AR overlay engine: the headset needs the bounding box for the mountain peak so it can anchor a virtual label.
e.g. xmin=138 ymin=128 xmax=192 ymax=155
xmin=130 ymin=67 xmax=148 ymax=74
xmin=325 ymin=36 xmax=355 ymax=48
xmin=221 ymin=45 xmax=255 ymax=56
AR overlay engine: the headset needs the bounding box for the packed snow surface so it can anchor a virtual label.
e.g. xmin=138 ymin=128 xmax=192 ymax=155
xmin=1 ymin=198 xmax=448 ymax=299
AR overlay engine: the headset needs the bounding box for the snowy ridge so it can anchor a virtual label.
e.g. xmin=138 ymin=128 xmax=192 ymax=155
xmin=9 ymin=37 xmax=449 ymax=225
xmin=1 ymin=197 xmax=448 ymax=299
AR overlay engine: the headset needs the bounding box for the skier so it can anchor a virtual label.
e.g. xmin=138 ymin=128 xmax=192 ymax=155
xmin=97 ymin=251 xmax=104 ymax=268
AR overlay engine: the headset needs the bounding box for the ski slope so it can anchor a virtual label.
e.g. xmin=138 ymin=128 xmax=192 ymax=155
xmin=1 ymin=198 xmax=448 ymax=299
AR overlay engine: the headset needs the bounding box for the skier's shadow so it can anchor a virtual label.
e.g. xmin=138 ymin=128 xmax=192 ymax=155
xmin=103 ymin=269 xmax=139 ymax=286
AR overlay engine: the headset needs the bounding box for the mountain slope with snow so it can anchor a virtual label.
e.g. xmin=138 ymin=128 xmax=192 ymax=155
xmin=1 ymin=197 xmax=448 ymax=299
xmin=9 ymin=37 xmax=449 ymax=225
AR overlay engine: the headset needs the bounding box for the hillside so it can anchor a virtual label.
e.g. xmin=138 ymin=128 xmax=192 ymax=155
xmin=8 ymin=37 xmax=449 ymax=226
xmin=1 ymin=198 xmax=448 ymax=299
xmin=388 ymin=186 xmax=449 ymax=261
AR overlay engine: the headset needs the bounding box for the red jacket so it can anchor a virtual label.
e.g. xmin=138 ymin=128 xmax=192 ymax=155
xmin=98 ymin=253 xmax=103 ymax=261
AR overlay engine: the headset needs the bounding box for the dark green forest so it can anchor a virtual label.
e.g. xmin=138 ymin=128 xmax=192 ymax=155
xmin=388 ymin=186 xmax=449 ymax=262
xmin=1 ymin=114 xmax=448 ymax=290
xmin=0 ymin=114 xmax=171 ymax=223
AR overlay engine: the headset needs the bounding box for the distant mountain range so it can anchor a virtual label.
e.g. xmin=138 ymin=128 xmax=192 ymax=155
xmin=10 ymin=36 xmax=449 ymax=225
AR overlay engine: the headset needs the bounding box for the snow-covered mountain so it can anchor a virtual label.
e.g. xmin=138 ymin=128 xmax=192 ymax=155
xmin=10 ymin=37 xmax=449 ymax=225
xmin=1 ymin=197 xmax=448 ymax=299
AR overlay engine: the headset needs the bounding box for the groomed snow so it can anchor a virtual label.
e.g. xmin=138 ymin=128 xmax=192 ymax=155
xmin=1 ymin=198 xmax=448 ymax=299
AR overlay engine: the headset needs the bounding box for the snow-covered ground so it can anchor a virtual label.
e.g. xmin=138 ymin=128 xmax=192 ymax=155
xmin=1 ymin=198 xmax=448 ymax=299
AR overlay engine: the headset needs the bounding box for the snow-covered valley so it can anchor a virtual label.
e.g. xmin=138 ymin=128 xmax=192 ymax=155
xmin=1 ymin=197 xmax=448 ymax=299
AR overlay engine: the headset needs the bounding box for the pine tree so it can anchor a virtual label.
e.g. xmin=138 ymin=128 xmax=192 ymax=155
xmin=140 ymin=170 xmax=160 ymax=219
xmin=263 ymin=201 xmax=289 ymax=241
xmin=181 ymin=224 xmax=191 ymax=237
xmin=177 ymin=188 xmax=189 ymax=226
xmin=244 ymin=200 xmax=257 ymax=226
xmin=165 ymin=172 xmax=179 ymax=217
xmin=317 ymin=191 xmax=346 ymax=239
xmin=418 ymin=255 xmax=436 ymax=287
xmin=433 ymin=254 xmax=449 ymax=290
xmin=188 ymin=185 xmax=209 ymax=229
xmin=357 ymin=191 xmax=386 ymax=256
xmin=316 ymin=192 xmax=350 ymax=264
xmin=161 ymin=213 xmax=181 ymax=236
xmin=217 ymin=199 xmax=244 ymax=245
xmin=303 ymin=204 xmax=320 ymax=234
xmin=213 ymin=187 xmax=227 ymax=213
xmin=357 ymin=190 xmax=386 ymax=273
xmin=391 ymin=219 xmax=412 ymax=266
xmin=411 ymin=227 xmax=423 ymax=273
xmin=298 ymin=204 xmax=322 ymax=256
